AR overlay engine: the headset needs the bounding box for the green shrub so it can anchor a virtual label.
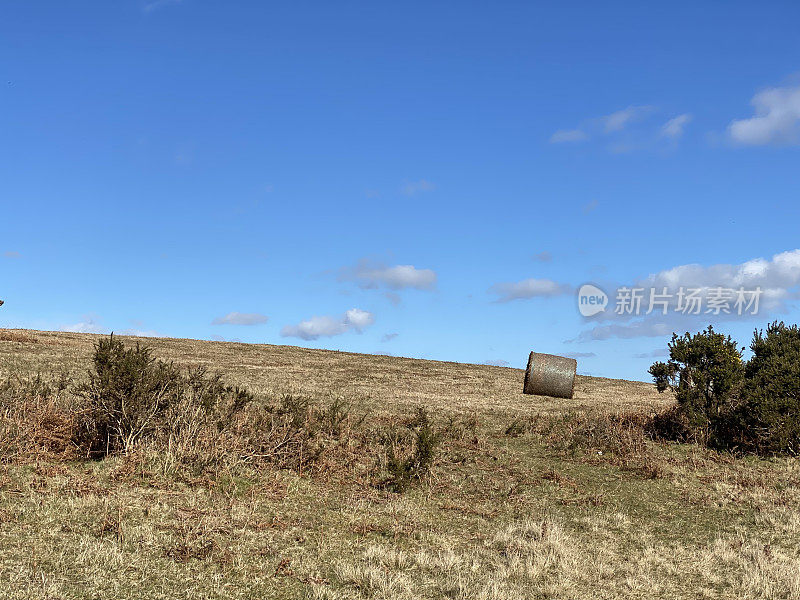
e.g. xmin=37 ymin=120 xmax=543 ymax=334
xmin=648 ymin=322 xmax=800 ymax=455
xmin=153 ymin=366 xmax=255 ymax=474
xmin=734 ymin=322 xmax=800 ymax=455
xmin=256 ymin=394 xmax=357 ymax=472
xmin=649 ymin=326 xmax=744 ymax=444
xmin=74 ymin=335 xmax=253 ymax=457
xmin=182 ymin=365 xmax=254 ymax=430
xmin=647 ymin=404 xmax=693 ymax=443
xmin=74 ymin=335 xmax=182 ymax=455
xmin=380 ymin=408 xmax=441 ymax=492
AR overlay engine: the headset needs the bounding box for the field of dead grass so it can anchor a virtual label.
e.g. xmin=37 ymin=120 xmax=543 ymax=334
xmin=1 ymin=329 xmax=798 ymax=599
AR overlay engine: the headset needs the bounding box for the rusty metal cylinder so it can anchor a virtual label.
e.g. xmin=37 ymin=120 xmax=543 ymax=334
xmin=523 ymin=352 xmax=577 ymax=399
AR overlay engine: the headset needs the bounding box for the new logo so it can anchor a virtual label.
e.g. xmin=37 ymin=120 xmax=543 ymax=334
xmin=577 ymin=284 xmax=608 ymax=317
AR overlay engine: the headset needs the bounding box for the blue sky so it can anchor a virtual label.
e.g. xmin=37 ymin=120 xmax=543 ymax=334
xmin=2 ymin=1 xmax=800 ymax=381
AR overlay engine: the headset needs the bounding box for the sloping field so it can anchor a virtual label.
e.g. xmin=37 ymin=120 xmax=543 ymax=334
xmin=0 ymin=329 xmax=798 ymax=600
xmin=0 ymin=329 xmax=667 ymax=418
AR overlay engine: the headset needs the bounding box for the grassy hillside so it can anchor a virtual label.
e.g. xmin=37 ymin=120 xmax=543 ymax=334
xmin=0 ymin=329 xmax=665 ymax=418
xmin=0 ymin=329 xmax=798 ymax=599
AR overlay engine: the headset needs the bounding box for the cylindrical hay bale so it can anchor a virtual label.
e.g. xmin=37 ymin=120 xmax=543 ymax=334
xmin=523 ymin=352 xmax=577 ymax=399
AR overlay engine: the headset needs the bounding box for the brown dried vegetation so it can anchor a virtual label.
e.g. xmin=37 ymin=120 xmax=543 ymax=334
xmin=1 ymin=329 xmax=799 ymax=599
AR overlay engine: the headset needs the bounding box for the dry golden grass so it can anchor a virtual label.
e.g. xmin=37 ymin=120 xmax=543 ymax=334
xmin=0 ymin=328 xmax=668 ymax=418
xmin=1 ymin=328 xmax=799 ymax=600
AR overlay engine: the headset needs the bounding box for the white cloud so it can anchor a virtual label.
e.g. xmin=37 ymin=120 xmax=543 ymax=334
xmin=574 ymin=248 xmax=800 ymax=341
xmin=280 ymin=308 xmax=375 ymax=341
xmin=119 ymin=329 xmax=164 ymax=338
xmin=282 ymin=316 xmax=346 ymax=340
xmin=639 ymin=249 xmax=800 ymax=308
xmin=378 ymin=265 xmax=436 ymax=289
xmin=58 ymin=316 xmax=165 ymax=337
xmin=661 ymin=114 xmax=692 ymax=139
xmin=341 ymin=260 xmax=437 ymax=291
xmin=574 ymin=319 xmax=680 ymax=342
xmin=729 ymin=84 xmax=800 ymax=145
xmin=211 ymin=312 xmax=269 ymax=326
xmin=210 ymin=334 xmax=242 ymax=343
xmin=483 ymin=359 xmax=510 ymax=367
xmin=634 ymin=348 xmax=669 ymax=359
xmin=550 ymin=129 xmax=588 ymax=143
xmin=550 ymin=105 xmax=656 ymax=144
xmin=59 ymin=316 xmax=107 ymax=335
xmin=344 ymin=308 xmax=374 ymax=331
xmin=489 ymin=278 xmax=572 ymax=302
xmin=401 ymin=180 xmax=436 ymax=195
xmin=602 ymin=105 xmax=655 ymax=133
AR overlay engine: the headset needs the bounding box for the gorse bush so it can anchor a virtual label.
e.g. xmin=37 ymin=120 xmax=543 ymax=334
xmin=0 ymin=336 xmax=445 ymax=491
xmin=380 ymin=408 xmax=441 ymax=492
xmin=736 ymin=322 xmax=800 ymax=454
xmin=75 ymin=335 xmax=183 ymax=455
xmin=69 ymin=338 xmax=372 ymax=473
xmin=74 ymin=335 xmax=254 ymax=457
xmin=252 ymin=393 xmax=362 ymax=473
xmin=150 ymin=366 xmax=255 ymax=475
xmin=650 ymin=321 xmax=800 ymax=455
xmin=649 ymin=326 xmax=744 ymax=444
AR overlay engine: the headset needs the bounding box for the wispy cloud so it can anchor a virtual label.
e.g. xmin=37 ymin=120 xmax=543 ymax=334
xmin=634 ymin=348 xmax=669 ymax=359
xmin=550 ymin=129 xmax=588 ymax=143
xmin=638 ymin=249 xmax=800 ymax=306
xmin=489 ymin=278 xmax=572 ymax=302
xmin=551 ymin=105 xmax=656 ymax=144
xmin=602 ymin=105 xmax=655 ymax=133
xmin=211 ymin=312 xmax=269 ymax=326
xmin=119 ymin=328 xmax=164 ymax=338
xmin=401 ymin=179 xmax=436 ymax=195
xmin=532 ymin=251 xmax=553 ymax=263
xmin=483 ymin=359 xmax=510 ymax=367
xmin=340 ymin=259 xmax=437 ymax=291
xmin=729 ymin=83 xmax=800 ymax=146
xmin=661 ymin=114 xmax=692 ymax=139
xmin=3 ymin=251 xmax=20 ymax=259
xmin=582 ymin=199 xmax=599 ymax=214
xmin=564 ymin=352 xmax=596 ymax=359
xmin=574 ymin=319 xmax=680 ymax=342
xmin=210 ymin=334 xmax=243 ymax=343
xmin=550 ymin=104 xmax=695 ymax=152
xmin=381 ymin=332 xmax=399 ymax=342
xmin=59 ymin=315 xmax=107 ymax=334
xmin=143 ymin=0 xmax=183 ymax=13
xmin=573 ymin=248 xmax=800 ymax=341
xmin=281 ymin=308 xmax=375 ymax=341
xmin=58 ymin=316 xmax=164 ymax=337
xmin=384 ymin=292 xmax=402 ymax=306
